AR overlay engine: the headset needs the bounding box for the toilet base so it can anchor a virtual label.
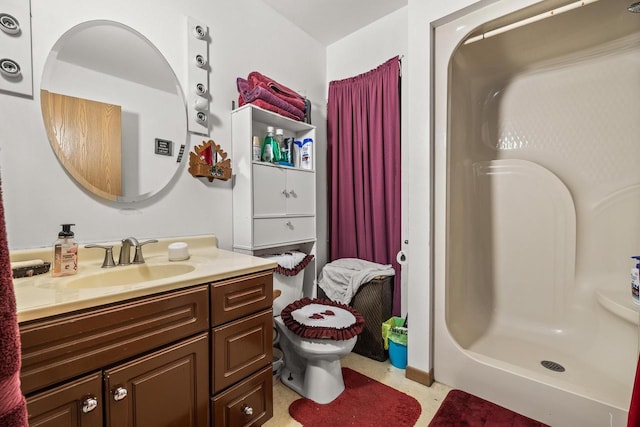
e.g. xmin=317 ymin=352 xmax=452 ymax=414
xmin=280 ymin=356 xmax=345 ymax=404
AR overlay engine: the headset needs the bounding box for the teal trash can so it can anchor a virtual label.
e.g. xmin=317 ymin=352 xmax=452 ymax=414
xmin=382 ymin=317 xmax=408 ymax=369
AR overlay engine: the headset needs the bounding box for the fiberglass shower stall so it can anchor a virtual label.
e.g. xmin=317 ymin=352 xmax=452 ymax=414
xmin=433 ymin=0 xmax=640 ymax=426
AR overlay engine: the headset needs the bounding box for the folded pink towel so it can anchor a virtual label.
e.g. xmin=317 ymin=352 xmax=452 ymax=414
xmin=247 ymin=71 xmax=306 ymax=112
xmin=0 ymin=178 xmax=27 ymax=427
xmin=238 ymin=96 xmax=303 ymax=121
xmin=237 ymin=78 xmax=305 ymax=120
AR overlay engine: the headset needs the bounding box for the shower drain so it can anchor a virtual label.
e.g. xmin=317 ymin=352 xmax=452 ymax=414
xmin=541 ymin=360 xmax=565 ymax=372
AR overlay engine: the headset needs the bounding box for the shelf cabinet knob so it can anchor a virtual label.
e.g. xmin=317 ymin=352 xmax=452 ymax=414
xmin=289 ymin=189 xmax=297 ymax=197
xmin=113 ymin=386 xmax=128 ymax=401
xmin=282 ymin=189 xmax=289 ymax=197
xmin=82 ymin=396 xmax=98 ymax=413
xmin=242 ymin=404 xmax=253 ymax=416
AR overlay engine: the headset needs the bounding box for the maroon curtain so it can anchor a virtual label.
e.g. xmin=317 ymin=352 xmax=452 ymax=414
xmin=629 ymin=354 xmax=640 ymax=426
xmin=327 ymin=56 xmax=402 ymax=315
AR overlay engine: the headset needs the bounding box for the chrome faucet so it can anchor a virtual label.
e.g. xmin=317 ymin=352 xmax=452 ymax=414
xmin=118 ymin=237 xmax=158 ymax=265
xmin=118 ymin=237 xmax=139 ymax=266
xmin=132 ymin=239 xmax=158 ymax=264
xmin=86 ymin=238 xmax=159 ymax=268
xmin=85 ymin=243 xmax=117 ymax=268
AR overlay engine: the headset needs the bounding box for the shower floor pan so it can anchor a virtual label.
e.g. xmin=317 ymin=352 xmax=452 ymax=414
xmin=466 ymin=324 xmax=631 ymax=409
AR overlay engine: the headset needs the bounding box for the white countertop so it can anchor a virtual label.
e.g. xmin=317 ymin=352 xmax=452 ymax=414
xmin=12 ymin=235 xmax=276 ymax=323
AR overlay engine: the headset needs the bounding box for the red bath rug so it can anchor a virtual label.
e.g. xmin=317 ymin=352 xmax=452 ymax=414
xmin=429 ymin=389 xmax=549 ymax=426
xmin=289 ymin=367 xmax=421 ymax=427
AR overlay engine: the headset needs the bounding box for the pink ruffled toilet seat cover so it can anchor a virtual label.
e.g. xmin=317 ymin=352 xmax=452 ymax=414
xmin=280 ymin=297 xmax=365 ymax=341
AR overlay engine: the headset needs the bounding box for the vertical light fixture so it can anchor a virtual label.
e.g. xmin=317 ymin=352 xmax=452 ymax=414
xmin=186 ymin=17 xmax=209 ymax=134
xmin=0 ymin=0 xmax=33 ymax=96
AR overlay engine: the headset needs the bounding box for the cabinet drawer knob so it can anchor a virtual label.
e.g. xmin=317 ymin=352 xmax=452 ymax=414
xmin=113 ymin=386 xmax=128 ymax=401
xmin=82 ymin=396 xmax=98 ymax=413
xmin=242 ymin=404 xmax=254 ymax=416
xmin=285 ymin=221 xmax=293 ymax=228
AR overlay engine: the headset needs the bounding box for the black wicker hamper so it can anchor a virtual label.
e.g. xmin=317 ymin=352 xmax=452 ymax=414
xmin=318 ymin=275 xmax=394 ymax=361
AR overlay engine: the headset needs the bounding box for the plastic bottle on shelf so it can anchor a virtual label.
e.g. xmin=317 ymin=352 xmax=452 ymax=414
xmin=252 ymin=136 xmax=261 ymax=161
xmin=300 ymin=138 xmax=313 ymax=170
xmin=261 ymin=126 xmax=280 ymax=163
xmin=271 ymin=128 xmax=281 ymax=162
xmin=275 ymin=128 xmax=286 ymax=161
xmin=631 ymin=256 xmax=640 ymax=304
xmin=282 ymin=137 xmax=295 ymax=165
xmin=293 ymin=140 xmax=302 ymax=167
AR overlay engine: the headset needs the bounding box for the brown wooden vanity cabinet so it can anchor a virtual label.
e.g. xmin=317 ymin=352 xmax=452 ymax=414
xmin=20 ymin=270 xmax=274 ymax=427
xmin=210 ymin=271 xmax=274 ymax=426
xmin=26 ymin=372 xmax=103 ymax=427
xmin=212 ymin=366 xmax=272 ymax=427
xmin=26 ymin=334 xmax=208 ymax=427
xmin=103 ymin=333 xmax=209 ymax=427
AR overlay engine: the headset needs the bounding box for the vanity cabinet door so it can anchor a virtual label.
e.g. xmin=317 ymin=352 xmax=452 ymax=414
xmin=104 ymin=333 xmax=209 ymax=427
xmin=212 ymin=365 xmax=272 ymax=427
xmin=26 ymin=372 xmax=103 ymax=427
xmin=212 ymin=309 xmax=273 ymax=394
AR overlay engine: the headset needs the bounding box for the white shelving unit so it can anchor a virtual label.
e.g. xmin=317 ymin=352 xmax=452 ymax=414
xmin=231 ymin=104 xmax=317 ymax=298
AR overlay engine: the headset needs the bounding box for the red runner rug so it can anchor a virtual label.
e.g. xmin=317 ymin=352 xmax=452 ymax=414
xmin=289 ymin=367 xmax=421 ymax=426
xmin=429 ymin=389 xmax=549 ymax=426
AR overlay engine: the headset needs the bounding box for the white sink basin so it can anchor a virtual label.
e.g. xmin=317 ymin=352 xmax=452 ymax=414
xmin=63 ymin=263 xmax=196 ymax=288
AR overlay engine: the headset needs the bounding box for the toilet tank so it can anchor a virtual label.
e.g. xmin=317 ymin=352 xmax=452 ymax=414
xmin=262 ymin=251 xmax=311 ymax=316
xmin=273 ymin=271 xmax=305 ymax=316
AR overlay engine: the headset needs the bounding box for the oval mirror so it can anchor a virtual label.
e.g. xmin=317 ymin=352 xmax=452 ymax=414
xmin=40 ymin=20 xmax=187 ymax=203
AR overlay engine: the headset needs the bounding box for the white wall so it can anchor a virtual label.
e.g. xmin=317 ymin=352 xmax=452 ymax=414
xmin=326 ymin=7 xmax=408 ymax=316
xmin=0 ymin=0 xmax=326 ymax=252
xmin=327 ymin=7 xmax=408 ymax=81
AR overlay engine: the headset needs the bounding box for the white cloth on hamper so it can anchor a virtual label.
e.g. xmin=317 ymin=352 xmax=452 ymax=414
xmin=318 ymin=258 xmax=395 ymax=305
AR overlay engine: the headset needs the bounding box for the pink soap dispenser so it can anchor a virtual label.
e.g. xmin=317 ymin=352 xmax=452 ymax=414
xmin=52 ymin=224 xmax=78 ymax=277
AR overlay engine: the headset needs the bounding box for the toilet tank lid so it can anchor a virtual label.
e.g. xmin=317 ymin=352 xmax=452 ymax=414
xmin=265 ymin=252 xmax=314 ymax=277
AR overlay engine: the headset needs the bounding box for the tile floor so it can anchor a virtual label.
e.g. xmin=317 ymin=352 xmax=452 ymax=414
xmin=264 ymin=352 xmax=452 ymax=426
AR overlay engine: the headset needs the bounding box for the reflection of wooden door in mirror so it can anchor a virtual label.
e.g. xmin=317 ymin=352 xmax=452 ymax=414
xmin=41 ymin=90 xmax=122 ymax=200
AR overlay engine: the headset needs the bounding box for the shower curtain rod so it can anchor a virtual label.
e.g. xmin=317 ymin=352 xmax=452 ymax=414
xmin=464 ymin=0 xmax=598 ymax=45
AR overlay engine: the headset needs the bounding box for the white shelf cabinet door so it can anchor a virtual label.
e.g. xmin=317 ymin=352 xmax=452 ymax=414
xmin=253 ymin=165 xmax=287 ymax=217
xmin=253 ymin=165 xmax=315 ymax=217
xmin=285 ymin=169 xmax=315 ymax=216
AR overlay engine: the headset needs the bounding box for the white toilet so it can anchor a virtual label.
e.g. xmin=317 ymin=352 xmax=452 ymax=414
xmin=271 ymin=270 xmax=363 ymax=404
